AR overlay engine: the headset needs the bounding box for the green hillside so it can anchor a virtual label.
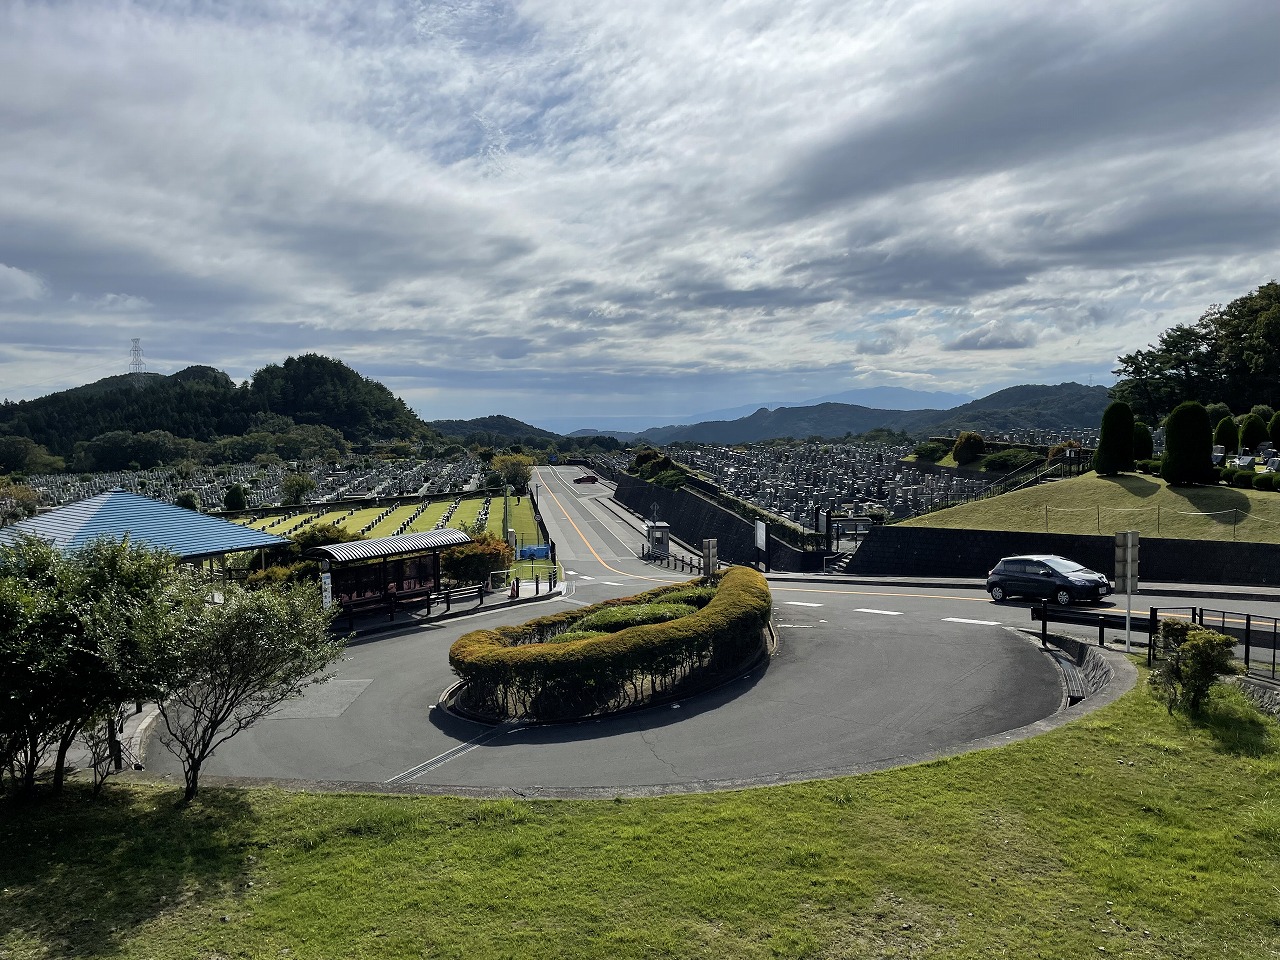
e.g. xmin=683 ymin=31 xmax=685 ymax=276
xmin=0 ymin=354 xmax=430 ymax=457
xmin=426 ymin=415 xmax=563 ymax=448
xmin=901 ymin=473 xmax=1280 ymax=543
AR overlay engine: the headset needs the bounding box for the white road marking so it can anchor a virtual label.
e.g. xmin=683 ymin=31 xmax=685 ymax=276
xmin=855 ymin=608 xmax=904 ymax=616
xmin=601 ymin=581 xmax=625 ymax=586
xmin=777 ymin=624 xmax=814 ymax=628
xmin=784 ymin=601 xmax=823 ymax=607
xmin=386 ymin=721 xmax=523 ymax=784
xmin=942 ymin=617 xmax=1002 ymax=626
xmin=576 ymin=575 xmax=595 ymax=581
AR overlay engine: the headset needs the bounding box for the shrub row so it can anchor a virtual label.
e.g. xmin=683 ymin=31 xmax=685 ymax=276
xmin=1214 ymin=466 xmax=1277 ymax=490
xmin=449 ymin=566 xmax=772 ymax=722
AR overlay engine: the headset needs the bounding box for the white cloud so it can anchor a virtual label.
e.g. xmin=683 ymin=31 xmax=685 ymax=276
xmin=0 ymin=263 xmax=46 ymax=302
xmin=0 ymin=0 xmax=1276 ymax=423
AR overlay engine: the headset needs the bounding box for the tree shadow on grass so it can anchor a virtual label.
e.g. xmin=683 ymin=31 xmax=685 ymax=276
xmin=0 ymin=783 xmax=257 ymax=957
xmin=1163 ymin=483 xmax=1253 ymax=525
xmin=1186 ymin=687 xmax=1279 ymax=757
xmin=1097 ymin=474 xmax=1162 ymax=498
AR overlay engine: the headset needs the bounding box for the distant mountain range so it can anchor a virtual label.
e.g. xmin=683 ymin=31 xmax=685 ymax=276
xmin=566 ymin=383 xmax=1112 ymax=444
xmin=681 ymin=386 xmax=976 ymax=424
xmin=2 ymin=359 xmax=1110 ymax=464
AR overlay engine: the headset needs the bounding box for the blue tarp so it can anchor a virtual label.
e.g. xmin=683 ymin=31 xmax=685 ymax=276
xmin=518 ymin=544 xmax=551 ymax=560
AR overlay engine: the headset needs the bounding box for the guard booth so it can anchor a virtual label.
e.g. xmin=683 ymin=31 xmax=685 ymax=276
xmin=647 ymin=521 xmax=671 ymax=558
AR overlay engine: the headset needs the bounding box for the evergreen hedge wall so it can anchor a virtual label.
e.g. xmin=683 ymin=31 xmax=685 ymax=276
xmin=449 ymin=566 xmax=772 ymax=722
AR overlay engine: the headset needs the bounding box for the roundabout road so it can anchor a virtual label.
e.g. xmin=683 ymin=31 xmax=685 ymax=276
xmin=146 ymin=468 xmax=1091 ymax=796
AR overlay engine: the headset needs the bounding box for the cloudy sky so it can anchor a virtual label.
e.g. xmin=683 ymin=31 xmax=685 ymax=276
xmin=1 ymin=1 xmax=1277 ymax=432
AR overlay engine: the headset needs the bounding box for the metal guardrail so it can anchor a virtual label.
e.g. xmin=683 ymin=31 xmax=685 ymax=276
xmin=1032 ymin=602 xmax=1279 ymax=681
xmin=1031 ymin=603 xmax=1156 ymax=648
xmin=639 ymin=548 xmax=708 ymax=576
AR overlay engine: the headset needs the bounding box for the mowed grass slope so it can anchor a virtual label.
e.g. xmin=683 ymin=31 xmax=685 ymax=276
xmin=3 ymin=683 xmax=1278 ymax=959
xmin=901 ymin=473 xmax=1280 ymax=542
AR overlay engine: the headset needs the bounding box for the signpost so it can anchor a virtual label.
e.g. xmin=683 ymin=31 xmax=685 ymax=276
xmin=754 ymin=520 xmax=768 ymax=572
xmin=1114 ymin=530 xmax=1140 ymax=652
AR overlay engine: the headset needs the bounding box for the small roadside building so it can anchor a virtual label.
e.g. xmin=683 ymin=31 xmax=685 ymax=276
xmin=305 ymin=528 xmax=472 ymax=613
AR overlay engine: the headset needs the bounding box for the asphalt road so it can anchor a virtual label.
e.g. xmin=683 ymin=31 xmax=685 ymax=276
xmin=145 ymin=466 xmax=1167 ymax=796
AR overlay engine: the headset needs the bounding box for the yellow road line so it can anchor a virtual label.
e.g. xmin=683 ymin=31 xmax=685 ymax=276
xmin=537 ymin=469 xmax=679 ymax=584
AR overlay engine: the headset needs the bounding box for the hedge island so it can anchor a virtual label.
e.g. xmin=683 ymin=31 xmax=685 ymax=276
xmin=448 ymin=566 xmax=772 ymax=722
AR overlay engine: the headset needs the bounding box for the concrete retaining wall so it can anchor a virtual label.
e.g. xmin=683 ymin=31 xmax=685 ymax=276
xmin=848 ymin=525 xmax=1280 ymax=586
xmin=613 ymin=475 xmax=822 ymax=572
xmin=1044 ymin=633 xmax=1114 ymax=697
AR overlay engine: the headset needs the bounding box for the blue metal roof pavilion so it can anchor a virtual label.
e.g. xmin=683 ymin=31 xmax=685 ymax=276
xmin=0 ymin=489 xmax=290 ymax=560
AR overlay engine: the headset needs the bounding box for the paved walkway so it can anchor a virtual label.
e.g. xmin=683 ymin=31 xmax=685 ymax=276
xmin=62 ymin=583 xmax=570 ymax=778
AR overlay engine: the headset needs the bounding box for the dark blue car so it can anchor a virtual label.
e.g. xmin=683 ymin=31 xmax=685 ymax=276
xmin=986 ymin=554 xmax=1112 ymax=606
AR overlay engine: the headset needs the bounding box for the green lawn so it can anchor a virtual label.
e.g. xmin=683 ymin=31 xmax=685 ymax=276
xmin=902 ymin=473 xmax=1280 ymax=542
xmin=3 ymin=679 xmax=1277 ymax=959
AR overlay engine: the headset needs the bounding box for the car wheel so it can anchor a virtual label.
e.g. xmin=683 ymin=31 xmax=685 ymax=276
xmin=989 ymin=584 xmax=1006 ymax=602
xmin=1054 ymin=588 xmax=1072 ymax=606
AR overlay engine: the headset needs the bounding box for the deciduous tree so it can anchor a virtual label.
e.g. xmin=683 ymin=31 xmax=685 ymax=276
xmin=153 ymin=583 xmax=343 ymax=805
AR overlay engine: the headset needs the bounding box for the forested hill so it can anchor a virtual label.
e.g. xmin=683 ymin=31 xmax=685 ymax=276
xmin=635 ymin=383 xmax=1112 ymax=443
xmin=425 ymin=415 xmax=563 ymax=448
xmin=925 ymin=383 xmax=1113 ymax=434
xmin=0 ymin=354 xmax=429 ymax=457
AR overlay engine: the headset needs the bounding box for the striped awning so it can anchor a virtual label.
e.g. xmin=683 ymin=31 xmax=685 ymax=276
xmin=306 ymin=528 xmax=472 ymax=564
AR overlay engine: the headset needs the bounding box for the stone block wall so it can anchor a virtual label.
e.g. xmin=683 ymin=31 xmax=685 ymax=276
xmin=1236 ymin=677 xmax=1280 ymax=717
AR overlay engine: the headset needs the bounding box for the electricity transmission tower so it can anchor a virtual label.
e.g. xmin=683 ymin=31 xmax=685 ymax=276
xmin=129 ymin=338 xmax=146 ymax=388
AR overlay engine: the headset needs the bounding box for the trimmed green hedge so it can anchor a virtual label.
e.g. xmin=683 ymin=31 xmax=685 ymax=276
xmin=575 ymin=602 xmax=698 ymax=633
xmin=449 ymin=566 xmax=772 ymax=722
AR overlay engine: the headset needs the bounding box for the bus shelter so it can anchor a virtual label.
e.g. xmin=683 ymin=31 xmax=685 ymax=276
xmin=305 ymin=528 xmax=472 ymax=614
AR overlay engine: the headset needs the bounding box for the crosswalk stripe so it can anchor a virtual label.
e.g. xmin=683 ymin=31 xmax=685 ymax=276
xmin=855 ymin=608 xmax=903 ymax=616
xmin=942 ymin=617 xmax=1002 ymax=626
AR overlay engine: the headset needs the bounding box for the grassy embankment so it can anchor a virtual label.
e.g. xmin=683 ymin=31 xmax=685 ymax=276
xmin=901 ymin=473 xmax=1280 ymax=543
xmin=2 ymin=680 xmax=1277 ymax=958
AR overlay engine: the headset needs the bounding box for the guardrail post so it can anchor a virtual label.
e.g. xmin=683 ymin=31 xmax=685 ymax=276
xmin=1040 ymin=601 xmax=1048 ymax=645
xmin=1244 ymin=614 xmax=1252 ymax=670
xmin=1097 ymin=616 xmax=1106 ymax=647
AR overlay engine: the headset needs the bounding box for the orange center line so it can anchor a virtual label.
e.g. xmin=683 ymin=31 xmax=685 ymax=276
xmin=537 ymin=470 xmax=678 ymax=584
